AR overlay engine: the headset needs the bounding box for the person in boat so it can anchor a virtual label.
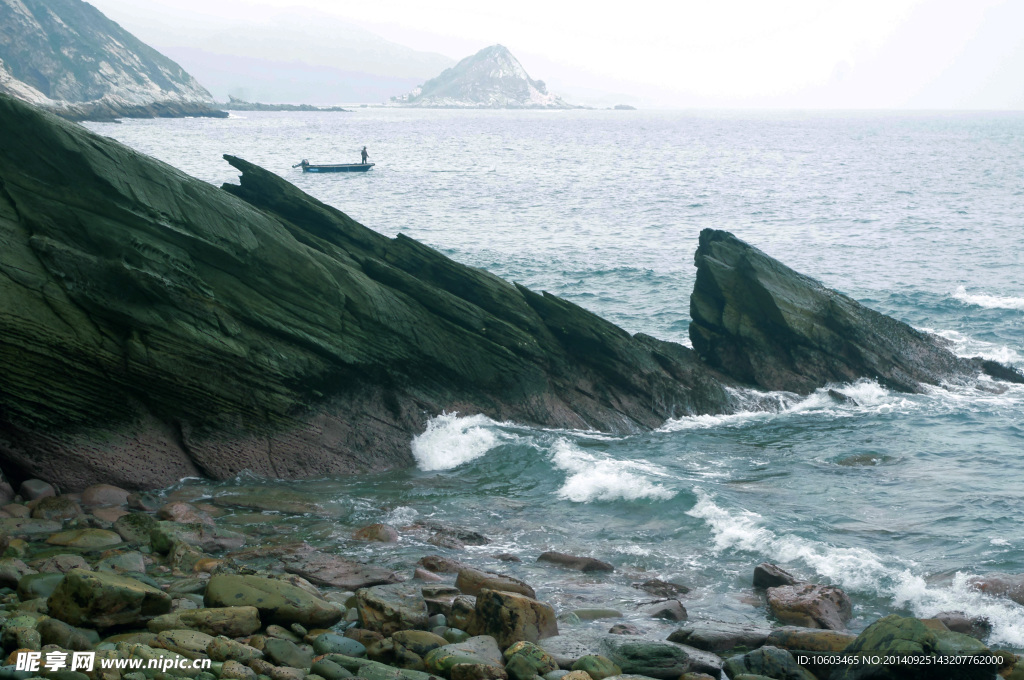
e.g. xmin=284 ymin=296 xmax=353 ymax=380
xmin=361 ymin=146 xmax=369 ymax=164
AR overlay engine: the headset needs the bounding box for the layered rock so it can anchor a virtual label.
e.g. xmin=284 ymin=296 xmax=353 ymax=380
xmin=0 ymin=93 xmax=731 ymax=490
xmin=688 ymin=229 xmax=1022 ymax=393
xmin=0 ymin=0 xmax=225 ymax=121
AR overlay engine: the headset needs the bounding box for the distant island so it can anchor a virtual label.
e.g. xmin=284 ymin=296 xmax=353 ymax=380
xmin=220 ymin=96 xmax=351 ymax=112
xmin=392 ymin=44 xmax=578 ymax=109
xmin=613 ymin=104 xmax=637 ymax=110
xmin=0 ymin=0 xmax=224 ymax=121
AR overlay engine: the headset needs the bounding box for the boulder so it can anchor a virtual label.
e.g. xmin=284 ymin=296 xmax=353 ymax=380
xmin=425 ymin=636 xmax=505 ymax=675
xmin=668 ymin=621 xmax=772 ymax=654
xmin=19 ymin=480 xmax=55 ymax=500
xmin=766 ymin=583 xmax=851 ymax=630
xmin=30 ymin=496 xmax=83 ymax=521
xmin=148 ymin=606 xmax=262 ymax=637
xmin=537 ymin=552 xmax=614 ymax=573
xmin=419 ymin=556 xmax=468 ymax=574
xmin=931 ymin=611 xmax=992 ymax=640
xmin=353 ymin=524 xmax=400 ymax=543
xmin=280 ymin=550 xmax=401 ymax=590
xmin=470 ymin=589 xmax=558 ymax=648
xmin=81 ymin=484 xmax=132 ymax=507
xmin=113 ymin=512 xmax=159 ymax=544
xmin=752 ymin=563 xmax=799 ymax=589
xmin=393 ymin=631 xmax=449 ymax=657
xmin=570 ymin=655 xmax=620 ymax=680
xmin=830 ymin=615 xmax=996 ymax=680
xmin=722 ymin=646 xmax=816 ymax=680
xmin=46 ymin=528 xmax=123 ymax=550
xmin=600 ymin=636 xmax=721 ymax=679
xmin=643 ymin=600 xmax=686 ymax=621
xmin=47 ymin=568 xmax=172 ymax=628
xmin=356 ymin=583 xmax=430 ymax=635
xmin=504 ymin=641 xmax=559 ymax=680
xmin=764 ymin=626 xmax=855 ymax=653
xmin=456 ymin=568 xmax=536 ymax=599
xmin=968 ymin=573 xmax=1024 ymax=605
xmin=205 ymin=575 xmax=342 ymax=628
xmin=688 ymin=229 xmax=1018 ymax=393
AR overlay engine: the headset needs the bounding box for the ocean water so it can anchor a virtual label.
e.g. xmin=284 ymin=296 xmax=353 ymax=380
xmin=84 ymin=110 xmax=1024 ymax=648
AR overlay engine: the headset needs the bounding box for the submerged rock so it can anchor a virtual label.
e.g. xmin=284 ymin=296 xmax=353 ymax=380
xmin=537 ymin=552 xmax=614 ymax=573
xmin=280 ymin=550 xmax=402 ymax=590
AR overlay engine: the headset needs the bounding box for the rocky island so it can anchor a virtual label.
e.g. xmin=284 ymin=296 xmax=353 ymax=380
xmin=0 ymin=93 xmax=1020 ymax=494
xmin=393 ymin=46 xmax=574 ymax=109
xmin=0 ymin=0 xmax=225 ymax=121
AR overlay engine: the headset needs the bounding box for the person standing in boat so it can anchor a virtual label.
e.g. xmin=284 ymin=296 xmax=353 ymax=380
xmin=361 ymin=146 xmax=369 ymax=164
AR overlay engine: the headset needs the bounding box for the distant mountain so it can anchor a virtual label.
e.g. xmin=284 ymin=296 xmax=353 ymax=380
xmin=83 ymin=4 xmax=456 ymax=104
xmin=396 ymin=45 xmax=575 ymax=109
xmin=0 ymin=0 xmax=222 ymax=121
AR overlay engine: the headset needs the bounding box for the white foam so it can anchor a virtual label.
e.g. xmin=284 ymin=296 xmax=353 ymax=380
xmin=551 ymin=439 xmax=676 ymax=502
xmin=687 ymin=492 xmax=1024 ymax=646
xmin=411 ymin=412 xmax=504 ymax=471
xmin=952 ymin=285 xmax=1024 ymax=311
xmin=384 ymin=505 xmax=419 ymax=525
xmin=931 ymin=328 xmax=1023 ymax=367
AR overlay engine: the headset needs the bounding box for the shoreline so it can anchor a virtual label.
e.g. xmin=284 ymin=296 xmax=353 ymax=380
xmin=0 ymin=476 xmax=1020 ymax=680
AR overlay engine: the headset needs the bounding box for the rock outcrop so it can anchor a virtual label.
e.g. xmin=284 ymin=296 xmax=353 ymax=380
xmin=689 ymin=229 xmax=1022 ymax=393
xmin=1 ymin=94 xmax=1020 ymax=491
xmin=396 ymin=45 xmax=573 ymax=109
xmin=0 ymin=0 xmax=225 ymax=121
xmin=0 ymin=93 xmax=730 ymax=490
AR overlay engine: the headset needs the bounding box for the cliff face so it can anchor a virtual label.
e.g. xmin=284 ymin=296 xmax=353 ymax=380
xmin=0 ymin=0 xmax=224 ymax=121
xmin=398 ymin=45 xmax=573 ymax=109
xmin=0 ymin=94 xmax=728 ymax=491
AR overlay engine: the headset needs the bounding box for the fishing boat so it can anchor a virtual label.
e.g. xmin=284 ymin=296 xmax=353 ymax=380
xmin=293 ymin=160 xmax=374 ymax=173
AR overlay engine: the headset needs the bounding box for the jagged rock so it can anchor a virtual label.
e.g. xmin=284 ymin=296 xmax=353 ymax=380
xmin=204 ymin=575 xmax=342 ymax=628
xmin=537 ymin=552 xmax=614 ymax=573
xmin=688 ymin=229 xmax=1023 ymax=393
xmin=148 ymin=606 xmax=262 ymax=637
xmin=766 ymin=583 xmax=851 ymax=631
xmin=470 ymin=588 xmax=558 ymax=648
xmin=398 ymin=45 xmax=573 ymax=109
xmin=456 ymin=568 xmax=536 ymax=599
xmin=355 ymin=583 xmax=430 ymax=636
xmin=753 ymin=563 xmax=799 ymax=589
xmin=0 ymin=0 xmax=224 ymax=121
xmin=0 ymin=95 xmax=724 ymax=490
xmin=47 ymin=568 xmax=172 ymax=628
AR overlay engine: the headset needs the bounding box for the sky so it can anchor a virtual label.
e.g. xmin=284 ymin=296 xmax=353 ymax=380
xmin=88 ymin=0 xmax=1024 ymax=108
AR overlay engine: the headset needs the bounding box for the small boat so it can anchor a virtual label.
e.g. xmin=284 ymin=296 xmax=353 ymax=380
xmin=293 ymin=159 xmax=374 ymax=173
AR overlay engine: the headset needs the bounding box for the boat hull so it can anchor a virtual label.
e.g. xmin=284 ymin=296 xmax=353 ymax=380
xmin=301 ymin=163 xmax=374 ymax=173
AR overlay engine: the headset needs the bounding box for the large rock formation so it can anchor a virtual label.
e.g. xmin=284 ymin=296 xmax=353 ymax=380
xmin=688 ymin=229 xmax=1020 ymax=393
xmin=0 ymin=95 xmax=1019 ymax=490
xmin=0 ymin=0 xmax=224 ymax=121
xmin=396 ymin=45 xmax=573 ymax=109
xmin=0 ymin=94 xmax=729 ymax=490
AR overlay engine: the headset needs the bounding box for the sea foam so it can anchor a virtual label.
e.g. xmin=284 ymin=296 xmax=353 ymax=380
xmin=687 ymin=492 xmax=1024 ymax=647
xmin=952 ymin=285 xmax=1024 ymax=311
xmin=411 ymin=412 xmax=504 ymax=471
xmin=551 ymin=438 xmax=676 ymax=503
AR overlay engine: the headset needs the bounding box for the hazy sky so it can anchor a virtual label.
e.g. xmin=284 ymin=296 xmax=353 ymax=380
xmin=89 ymin=0 xmax=1024 ymax=108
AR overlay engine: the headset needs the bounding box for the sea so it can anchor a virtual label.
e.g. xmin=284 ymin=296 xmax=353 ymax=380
xmin=84 ymin=109 xmax=1024 ymax=648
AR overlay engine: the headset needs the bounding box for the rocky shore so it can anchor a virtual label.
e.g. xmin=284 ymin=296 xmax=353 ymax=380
xmin=0 ymin=479 xmax=1020 ymax=680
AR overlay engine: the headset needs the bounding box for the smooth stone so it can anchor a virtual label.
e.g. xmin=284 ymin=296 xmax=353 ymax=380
xmin=20 ymin=480 xmax=55 ymax=500
xmin=470 ymin=589 xmax=558 ymax=648
xmin=97 ymin=550 xmax=147 ymax=574
xmin=157 ymin=502 xmax=215 ymax=526
xmin=0 ymin=518 xmax=61 ymax=535
xmin=504 ymin=641 xmax=558 ymax=680
xmin=668 ymin=621 xmax=772 ymax=654
xmin=353 ymin=524 xmax=400 ymax=543
xmin=643 ymin=600 xmax=686 ymax=621
xmin=206 ymin=637 xmax=263 ymax=663
xmin=17 ymin=572 xmax=64 ymax=600
xmin=47 ymin=568 xmax=171 ymax=628
xmin=393 ymin=631 xmax=449 ymax=657
xmin=37 ymin=617 xmax=95 ymax=650
xmin=205 ymin=574 xmax=342 ymax=628
xmin=264 ymin=637 xmax=313 ymax=669
xmin=34 ymin=553 xmax=91 ymax=574
xmin=570 ymin=655 xmax=621 ymax=680
xmin=451 ymin=664 xmax=508 ymax=680
xmin=46 ymin=528 xmax=123 ymax=550
xmin=221 ymin=660 xmax=257 ymax=680
xmin=30 ymin=496 xmax=83 ymax=521
xmin=149 ymin=606 xmax=262 ymax=637
xmin=415 ymin=568 xmax=443 ymax=583
xmin=766 ymin=584 xmax=852 ymax=631
xmin=0 ymin=557 xmax=36 ymax=587
xmin=313 ymin=632 xmax=367 ymax=658
xmin=310 ymin=660 xmax=354 ymax=680
xmin=154 ymin=629 xmax=217 ymax=657
xmin=722 ymin=646 xmax=816 ymax=680
xmin=425 ymin=636 xmax=505 ymax=674
xmin=418 ymin=556 xmax=468 ymax=574
xmin=113 ymin=512 xmax=159 ymax=544
xmin=763 ymin=626 xmax=855 ymax=653
xmin=279 ymin=551 xmax=402 ymax=590
xmin=80 ymin=484 xmax=131 ymax=507
xmin=572 ymin=609 xmax=622 ymax=621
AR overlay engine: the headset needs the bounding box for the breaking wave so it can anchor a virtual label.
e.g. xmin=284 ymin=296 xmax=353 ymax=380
xmin=952 ymin=286 xmax=1024 ymax=311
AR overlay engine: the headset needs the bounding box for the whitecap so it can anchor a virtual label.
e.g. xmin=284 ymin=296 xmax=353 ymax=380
xmin=952 ymin=285 xmax=1024 ymax=311
xmin=551 ymin=439 xmax=676 ymax=503
xmin=411 ymin=412 xmax=504 ymax=471
xmin=687 ymin=491 xmax=1024 ymax=647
